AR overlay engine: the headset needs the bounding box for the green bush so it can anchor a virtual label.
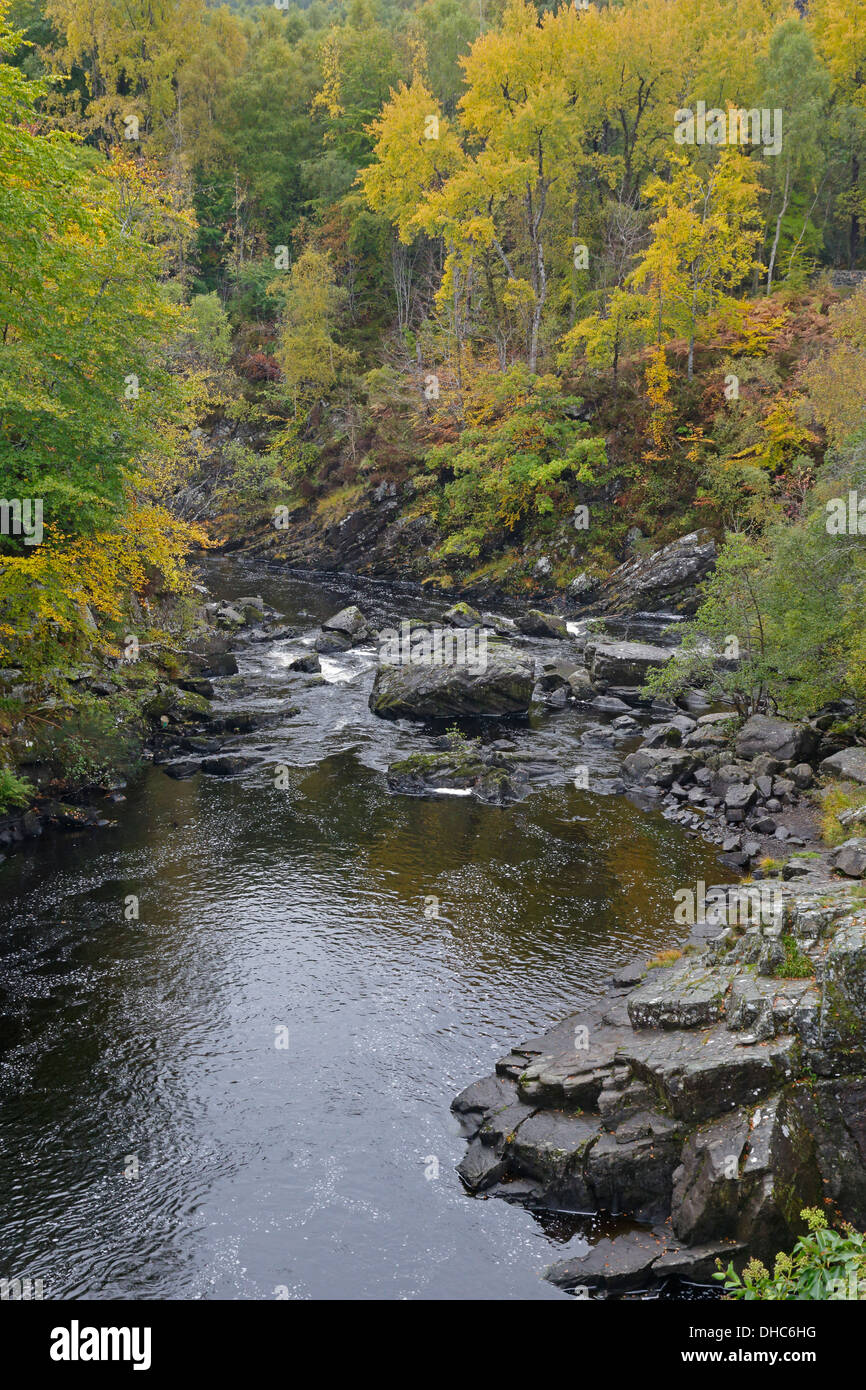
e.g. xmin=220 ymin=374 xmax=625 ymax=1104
xmin=0 ymin=767 xmax=34 ymax=814
xmin=716 ymin=1208 xmax=866 ymax=1299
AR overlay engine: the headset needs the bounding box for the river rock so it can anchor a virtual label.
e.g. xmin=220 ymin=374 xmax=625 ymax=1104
xmin=536 ymin=659 xmax=580 ymax=693
xmin=386 ymin=746 xmax=530 ymax=804
xmin=369 ymin=641 xmax=534 ymax=719
xmin=516 ymin=609 xmax=568 ymax=639
xmin=287 ymin=651 xmax=321 ymax=673
xmin=820 ymin=746 xmax=866 ymax=785
xmin=586 ymin=640 xmax=674 ymax=686
xmin=443 ymin=602 xmax=482 ymax=628
xmin=735 ymin=714 xmax=814 ymax=764
xmin=622 ymin=747 xmax=696 ymax=788
xmin=643 ymin=716 xmax=696 ymax=748
xmin=162 ymin=760 xmax=201 ymax=780
xmin=321 ymin=605 xmax=372 ymax=643
xmin=830 ymin=838 xmax=866 ymax=878
xmin=314 ymin=630 xmax=352 ymax=654
xmin=200 ymin=755 xmax=258 ymax=776
xmin=567 ymin=668 xmax=595 ymax=702
xmin=188 ymin=635 xmax=238 ymax=679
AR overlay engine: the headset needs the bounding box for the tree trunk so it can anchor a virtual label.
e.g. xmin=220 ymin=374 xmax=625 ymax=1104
xmin=766 ymin=160 xmax=791 ymax=296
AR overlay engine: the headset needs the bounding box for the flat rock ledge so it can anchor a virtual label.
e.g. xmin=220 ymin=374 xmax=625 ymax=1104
xmin=453 ymin=878 xmax=866 ymax=1295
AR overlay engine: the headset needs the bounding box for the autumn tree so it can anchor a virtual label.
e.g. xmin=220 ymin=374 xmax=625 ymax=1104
xmin=630 ymin=150 xmax=763 ymax=378
xmin=274 ymin=249 xmax=358 ymax=416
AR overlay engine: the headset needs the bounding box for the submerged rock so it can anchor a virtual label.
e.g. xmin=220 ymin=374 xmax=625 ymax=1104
xmin=386 ymin=743 xmax=530 ymax=804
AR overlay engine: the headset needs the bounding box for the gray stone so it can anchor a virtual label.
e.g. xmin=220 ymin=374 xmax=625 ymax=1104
xmin=516 ymin=609 xmax=568 ymax=639
xmin=287 ymin=651 xmax=321 ymax=673
xmin=643 ymin=716 xmax=696 ymax=748
xmin=314 ymin=630 xmax=352 ymax=654
xmin=725 ymin=782 xmax=757 ymax=813
xmin=586 ymin=640 xmax=674 ymax=686
xmin=369 ymin=641 xmax=535 ymax=719
xmin=568 ymin=572 xmax=597 ymax=601
xmin=627 ymin=963 xmax=730 ymax=1031
xmin=322 ymin=605 xmax=371 ymax=642
xmin=830 ymin=838 xmax=866 ymax=878
xmin=820 ymin=747 xmax=866 ymax=785
xmin=736 ymin=715 xmax=814 ymax=764
xmin=623 ymin=748 xmax=696 ymax=789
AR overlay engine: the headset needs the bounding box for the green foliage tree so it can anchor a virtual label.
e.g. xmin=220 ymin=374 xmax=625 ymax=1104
xmin=274 ymin=248 xmax=358 ymax=415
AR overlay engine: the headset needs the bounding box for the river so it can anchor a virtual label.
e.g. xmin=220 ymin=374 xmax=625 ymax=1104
xmin=0 ymin=563 xmax=731 ymax=1299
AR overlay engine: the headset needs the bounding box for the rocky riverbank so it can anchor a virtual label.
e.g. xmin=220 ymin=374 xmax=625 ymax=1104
xmin=0 ymin=591 xmax=294 ymax=860
xmin=453 ymin=873 xmax=866 ymax=1296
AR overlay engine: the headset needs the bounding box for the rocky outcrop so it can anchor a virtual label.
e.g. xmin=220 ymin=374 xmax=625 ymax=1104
xmin=453 ymin=880 xmax=866 ymax=1294
xmin=369 ymin=638 xmax=535 ymax=719
xmin=735 ymin=714 xmax=817 ymax=764
xmin=594 ymin=531 xmax=717 ymax=616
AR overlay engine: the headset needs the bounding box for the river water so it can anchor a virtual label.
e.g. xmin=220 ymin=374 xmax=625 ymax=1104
xmin=0 ymin=564 xmax=730 ymax=1299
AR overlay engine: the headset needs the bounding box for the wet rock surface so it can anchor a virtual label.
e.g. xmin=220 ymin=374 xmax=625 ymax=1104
xmin=369 ymin=636 xmax=535 ymax=719
xmin=594 ymin=531 xmax=717 ymax=616
xmin=453 ymin=879 xmax=866 ymax=1293
xmin=386 ymin=735 xmax=531 ymax=804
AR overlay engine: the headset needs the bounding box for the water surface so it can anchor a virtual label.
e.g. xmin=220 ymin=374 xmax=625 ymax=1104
xmin=0 ymin=568 xmax=730 ymax=1299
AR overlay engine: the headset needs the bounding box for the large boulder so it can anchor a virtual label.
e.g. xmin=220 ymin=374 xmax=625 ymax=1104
xmin=820 ymin=746 xmax=866 ymax=785
xmin=622 ymin=747 xmax=696 ymax=788
xmin=516 ymin=609 xmax=569 ymax=639
xmin=369 ymin=640 xmax=534 ymax=719
xmin=597 ymin=530 xmax=717 ymax=616
xmin=586 ymin=639 xmax=674 ymax=686
xmin=831 ymin=838 xmax=866 ymax=879
xmin=735 ymin=714 xmax=814 ymax=764
xmin=442 ymin=601 xmax=482 ymax=628
xmin=321 ymin=605 xmax=372 ymax=643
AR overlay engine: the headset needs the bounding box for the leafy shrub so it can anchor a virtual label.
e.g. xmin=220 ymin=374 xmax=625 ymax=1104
xmin=716 ymin=1209 xmax=866 ymax=1300
xmin=424 ymin=366 xmax=606 ymax=563
xmin=0 ymin=767 xmax=33 ymax=814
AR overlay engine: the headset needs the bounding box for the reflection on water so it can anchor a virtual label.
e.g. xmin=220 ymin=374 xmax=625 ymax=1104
xmin=0 ymin=568 xmax=731 ymax=1299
